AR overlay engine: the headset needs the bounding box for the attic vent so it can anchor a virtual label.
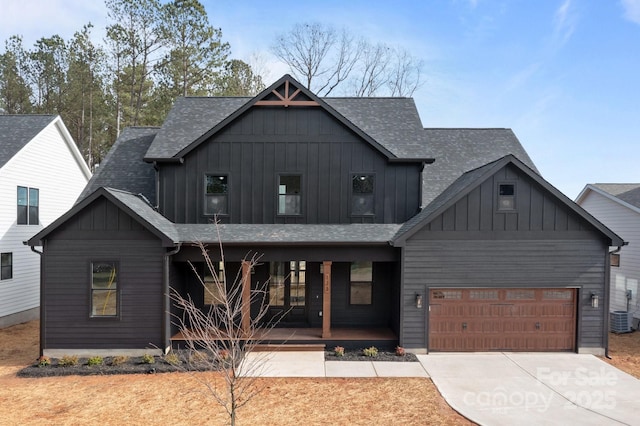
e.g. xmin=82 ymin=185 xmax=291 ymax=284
xmin=255 ymin=80 xmax=319 ymax=107
xmin=498 ymin=183 xmax=516 ymax=210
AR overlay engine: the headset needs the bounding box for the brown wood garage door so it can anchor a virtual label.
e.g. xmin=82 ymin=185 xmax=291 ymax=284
xmin=429 ymin=288 xmax=576 ymax=351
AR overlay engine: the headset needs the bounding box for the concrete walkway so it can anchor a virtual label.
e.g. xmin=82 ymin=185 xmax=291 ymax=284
xmin=417 ymin=352 xmax=640 ymax=426
xmin=243 ymin=351 xmax=640 ymax=425
xmin=242 ymin=351 xmax=429 ymax=378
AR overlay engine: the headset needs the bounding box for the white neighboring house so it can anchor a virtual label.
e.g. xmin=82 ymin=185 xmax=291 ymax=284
xmin=0 ymin=115 xmax=91 ymax=327
xmin=576 ymin=184 xmax=640 ymax=329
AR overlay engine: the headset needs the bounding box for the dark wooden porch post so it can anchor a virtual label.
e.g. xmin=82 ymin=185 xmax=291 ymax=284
xmin=322 ymin=261 xmax=332 ymax=338
xmin=241 ymin=261 xmax=251 ymax=335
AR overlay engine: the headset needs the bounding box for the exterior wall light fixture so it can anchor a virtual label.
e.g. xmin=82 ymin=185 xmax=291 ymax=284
xmin=591 ymin=292 xmax=599 ymax=309
xmin=415 ymin=293 xmax=423 ymax=309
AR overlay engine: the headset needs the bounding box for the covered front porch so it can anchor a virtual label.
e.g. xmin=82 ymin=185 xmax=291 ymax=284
xmin=171 ymin=326 xmax=398 ymax=351
xmin=168 ymin=243 xmax=403 ymax=351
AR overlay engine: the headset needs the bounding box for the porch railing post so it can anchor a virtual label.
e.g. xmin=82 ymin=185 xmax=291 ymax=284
xmin=322 ymin=261 xmax=332 ymax=338
xmin=241 ymin=261 xmax=251 ymax=335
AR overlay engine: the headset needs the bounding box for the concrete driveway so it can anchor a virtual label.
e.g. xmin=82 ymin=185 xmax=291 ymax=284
xmin=417 ymin=353 xmax=640 ymax=425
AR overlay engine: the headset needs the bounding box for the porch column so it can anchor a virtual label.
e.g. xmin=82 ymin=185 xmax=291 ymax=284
xmin=241 ymin=261 xmax=251 ymax=335
xmin=322 ymin=261 xmax=332 ymax=338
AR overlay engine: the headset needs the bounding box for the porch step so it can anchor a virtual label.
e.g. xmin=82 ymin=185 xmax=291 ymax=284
xmin=253 ymin=343 xmax=326 ymax=352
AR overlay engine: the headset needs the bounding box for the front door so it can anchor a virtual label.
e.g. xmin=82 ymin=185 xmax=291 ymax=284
xmin=268 ymin=261 xmax=308 ymax=324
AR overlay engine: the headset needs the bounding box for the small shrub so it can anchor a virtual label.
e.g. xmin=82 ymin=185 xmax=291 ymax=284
xmin=87 ymin=356 xmax=103 ymax=366
xmin=333 ymin=346 xmax=345 ymax=357
xmin=164 ymin=351 xmax=181 ymax=365
xmin=362 ymin=346 xmax=378 ymax=357
xmin=110 ymin=355 xmax=129 ymax=366
xmin=395 ymin=346 xmax=406 ymax=357
xmin=141 ymin=354 xmax=155 ymax=364
xmin=189 ymin=350 xmax=208 ymax=364
xmin=36 ymin=355 xmax=51 ymax=367
xmin=58 ymin=355 xmax=79 ymax=366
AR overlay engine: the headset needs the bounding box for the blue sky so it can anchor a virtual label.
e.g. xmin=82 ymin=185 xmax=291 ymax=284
xmin=1 ymin=0 xmax=639 ymax=199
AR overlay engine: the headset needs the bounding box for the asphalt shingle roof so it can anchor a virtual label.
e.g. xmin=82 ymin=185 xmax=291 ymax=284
xmin=144 ymin=96 xmax=431 ymax=161
xmin=593 ymin=183 xmax=640 ymax=209
xmin=174 ymin=223 xmax=401 ymax=244
xmin=78 ymin=127 xmax=158 ymax=203
xmin=104 ymin=187 xmax=179 ymax=243
xmin=0 ymin=115 xmax=56 ymax=168
xmin=144 ymin=97 xmax=249 ymax=160
xmin=421 ymin=128 xmax=538 ymax=207
xmin=323 ymin=98 xmax=429 ymax=159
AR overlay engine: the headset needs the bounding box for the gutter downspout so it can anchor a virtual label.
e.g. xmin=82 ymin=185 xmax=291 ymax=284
xmin=605 ymin=243 xmax=627 ymax=359
xmin=163 ymin=244 xmax=181 ymax=354
xmin=153 ymin=161 xmax=160 ymax=210
xmin=27 ymin=243 xmax=44 ymax=356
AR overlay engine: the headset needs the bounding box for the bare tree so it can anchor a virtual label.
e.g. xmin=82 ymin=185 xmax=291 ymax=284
xmin=352 ymin=41 xmax=391 ymax=97
xmin=271 ymin=22 xmax=359 ymax=95
xmin=272 ymin=21 xmax=424 ymax=97
xmin=169 ymin=238 xmax=285 ymax=426
xmin=387 ymin=47 xmax=424 ymax=97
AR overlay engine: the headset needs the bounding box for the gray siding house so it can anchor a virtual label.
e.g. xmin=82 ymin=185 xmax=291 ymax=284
xmin=29 ymin=75 xmax=622 ymax=356
xmin=577 ymin=184 xmax=640 ymax=330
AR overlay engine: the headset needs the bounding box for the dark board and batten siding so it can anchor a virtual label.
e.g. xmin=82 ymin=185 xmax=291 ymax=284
xmin=423 ymin=164 xmax=595 ymax=236
xmin=401 ymin=239 xmax=608 ymax=350
xmin=159 ymin=107 xmax=422 ymax=225
xmin=41 ymin=198 xmax=165 ymax=350
xmin=400 ymin=165 xmax=610 ymax=351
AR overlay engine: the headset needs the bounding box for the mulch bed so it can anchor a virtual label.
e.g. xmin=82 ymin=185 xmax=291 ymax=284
xmin=18 ymin=356 xmax=181 ymax=378
xmin=325 ymin=350 xmax=418 ymax=362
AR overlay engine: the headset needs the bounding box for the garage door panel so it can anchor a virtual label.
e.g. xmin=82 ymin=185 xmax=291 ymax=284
xmin=429 ymin=288 xmax=576 ymax=352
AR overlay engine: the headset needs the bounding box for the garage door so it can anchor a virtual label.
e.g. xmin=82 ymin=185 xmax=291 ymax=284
xmin=429 ymin=288 xmax=576 ymax=351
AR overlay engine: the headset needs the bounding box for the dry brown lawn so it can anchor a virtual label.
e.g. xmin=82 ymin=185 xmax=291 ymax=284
xmin=605 ymin=330 xmax=640 ymax=378
xmin=0 ymin=321 xmax=473 ymax=425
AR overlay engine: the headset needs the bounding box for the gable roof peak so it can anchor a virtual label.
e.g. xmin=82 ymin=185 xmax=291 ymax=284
xmin=253 ymin=74 xmax=320 ymax=107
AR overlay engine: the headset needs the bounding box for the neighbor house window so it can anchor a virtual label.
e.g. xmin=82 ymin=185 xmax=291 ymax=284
xmin=352 ymin=174 xmax=375 ymax=215
xmin=91 ymin=261 xmax=118 ymax=317
xmin=278 ymin=175 xmax=301 ymax=215
xmin=204 ymin=261 xmax=225 ymax=305
xmin=1 ymin=253 xmax=12 ymax=280
xmin=498 ymin=183 xmax=515 ymax=211
xmin=350 ymin=261 xmax=372 ymax=305
xmin=205 ymin=175 xmax=228 ymax=215
xmin=17 ymin=186 xmax=39 ymax=225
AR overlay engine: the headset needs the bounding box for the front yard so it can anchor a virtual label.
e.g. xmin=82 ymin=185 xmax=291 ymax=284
xmin=606 ymin=330 xmax=640 ymax=378
xmin=2 ymin=321 xmax=639 ymax=425
xmin=0 ymin=321 xmax=471 ymax=425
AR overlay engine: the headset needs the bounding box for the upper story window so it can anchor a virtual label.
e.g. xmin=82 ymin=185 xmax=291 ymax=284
xmin=498 ymin=183 xmax=516 ymax=211
xmin=205 ymin=175 xmax=228 ymax=215
xmin=352 ymin=174 xmax=375 ymax=215
xmin=278 ymin=175 xmax=301 ymax=215
xmin=91 ymin=261 xmax=118 ymax=317
xmin=17 ymin=186 xmax=39 ymax=225
xmin=1 ymin=253 xmax=12 ymax=280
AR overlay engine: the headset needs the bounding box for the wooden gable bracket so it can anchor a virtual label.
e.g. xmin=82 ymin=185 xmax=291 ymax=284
xmin=255 ymin=80 xmax=319 ymax=107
